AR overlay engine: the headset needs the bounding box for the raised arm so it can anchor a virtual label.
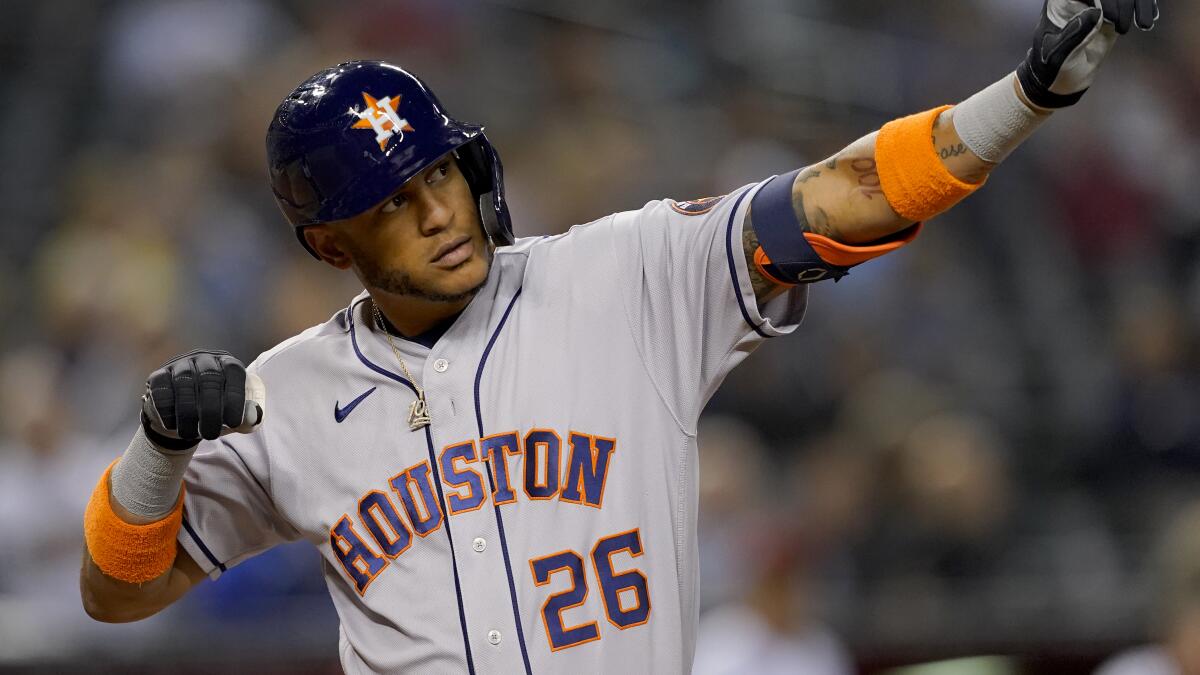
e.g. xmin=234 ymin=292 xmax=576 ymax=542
xmin=80 ymin=351 xmax=264 ymax=622
xmin=777 ymin=103 xmax=1005 ymax=246
xmin=745 ymin=0 xmax=1157 ymax=303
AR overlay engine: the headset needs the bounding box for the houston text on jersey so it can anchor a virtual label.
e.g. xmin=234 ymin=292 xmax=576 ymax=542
xmin=330 ymin=428 xmax=617 ymax=595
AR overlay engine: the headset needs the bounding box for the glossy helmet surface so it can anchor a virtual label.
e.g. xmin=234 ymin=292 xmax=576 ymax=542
xmin=266 ymin=60 xmax=513 ymax=257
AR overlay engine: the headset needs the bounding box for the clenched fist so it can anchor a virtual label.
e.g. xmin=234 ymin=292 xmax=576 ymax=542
xmin=1018 ymin=0 xmax=1158 ymax=109
xmin=141 ymin=349 xmax=266 ymax=450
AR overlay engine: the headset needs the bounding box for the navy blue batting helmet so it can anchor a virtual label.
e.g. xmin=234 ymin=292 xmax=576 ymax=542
xmin=266 ymin=61 xmax=513 ymax=258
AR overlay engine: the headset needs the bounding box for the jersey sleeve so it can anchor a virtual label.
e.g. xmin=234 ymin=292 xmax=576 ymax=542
xmin=604 ymin=180 xmax=810 ymax=431
xmin=176 ymin=426 xmax=301 ymax=580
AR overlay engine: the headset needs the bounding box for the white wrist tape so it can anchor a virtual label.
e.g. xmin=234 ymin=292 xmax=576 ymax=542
xmin=110 ymin=425 xmax=196 ymax=520
xmin=952 ymin=72 xmax=1049 ymax=164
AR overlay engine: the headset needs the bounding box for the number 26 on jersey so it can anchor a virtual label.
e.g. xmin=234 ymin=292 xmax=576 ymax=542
xmin=529 ymin=528 xmax=650 ymax=651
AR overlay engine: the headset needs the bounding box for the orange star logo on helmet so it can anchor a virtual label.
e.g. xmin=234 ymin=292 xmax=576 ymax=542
xmin=351 ymin=92 xmax=415 ymax=150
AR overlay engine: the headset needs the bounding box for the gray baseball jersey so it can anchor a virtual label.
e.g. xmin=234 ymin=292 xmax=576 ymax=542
xmin=177 ymin=178 xmax=810 ymax=674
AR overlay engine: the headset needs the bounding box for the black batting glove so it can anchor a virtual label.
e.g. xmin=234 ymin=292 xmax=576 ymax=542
xmin=1018 ymin=0 xmax=1158 ymax=109
xmin=141 ymin=349 xmax=263 ymax=451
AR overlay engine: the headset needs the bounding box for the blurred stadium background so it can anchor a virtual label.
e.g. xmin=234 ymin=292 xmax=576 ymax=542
xmin=1 ymin=0 xmax=1198 ymax=672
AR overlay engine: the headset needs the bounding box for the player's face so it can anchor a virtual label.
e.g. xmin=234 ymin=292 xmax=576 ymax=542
xmin=335 ymin=154 xmax=491 ymax=304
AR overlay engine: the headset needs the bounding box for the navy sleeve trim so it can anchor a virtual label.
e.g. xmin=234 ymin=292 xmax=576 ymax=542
xmin=723 ymin=188 xmax=771 ymax=339
xmin=180 ymin=515 xmax=227 ymax=573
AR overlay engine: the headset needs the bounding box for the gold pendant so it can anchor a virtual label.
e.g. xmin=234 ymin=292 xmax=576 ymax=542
xmin=408 ymin=397 xmax=431 ymax=431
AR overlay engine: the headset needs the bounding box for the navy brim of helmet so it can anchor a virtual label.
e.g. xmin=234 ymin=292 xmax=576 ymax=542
xmin=271 ymin=123 xmax=483 ymax=228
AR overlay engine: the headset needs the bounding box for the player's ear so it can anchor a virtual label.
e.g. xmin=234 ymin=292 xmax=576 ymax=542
xmin=304 ymin=225 xmax=353 ymax=270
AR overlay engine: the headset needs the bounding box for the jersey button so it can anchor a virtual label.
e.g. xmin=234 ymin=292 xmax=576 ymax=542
xmin=487 ymin=630 xmax=502 ymax=646
xmin=433 ymin=358 xmax=449 ymax=373
xmin=472 ymin=537 xmax=487 ymax=552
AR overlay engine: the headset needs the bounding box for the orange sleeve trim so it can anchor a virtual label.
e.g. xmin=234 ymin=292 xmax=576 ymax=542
xmin=877 ymin=105 xmax=984 ymax=223
xmin=754 ymin=224 xmax=922 ymax=281
xmin=752 ymin=246 xmax=797 ymax=287
xmin=802 ymin=224 xmax=922 ymax=267
xmin=84 ymin=459 xmax=183 ymax=584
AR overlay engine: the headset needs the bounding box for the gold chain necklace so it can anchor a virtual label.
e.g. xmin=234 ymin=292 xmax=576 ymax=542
xmin=372 ymin=304 xmax=432 ymax=431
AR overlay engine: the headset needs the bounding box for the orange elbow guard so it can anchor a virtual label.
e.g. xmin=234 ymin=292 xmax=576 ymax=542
xmin=877 ymin=105 xmax=984 ymax=223
xmin=84 ymin=460 xmax=183 ymax=584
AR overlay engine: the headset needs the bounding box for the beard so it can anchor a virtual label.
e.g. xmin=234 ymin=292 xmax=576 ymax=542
xmin=351 ymin=241 xmax=490 ymax=304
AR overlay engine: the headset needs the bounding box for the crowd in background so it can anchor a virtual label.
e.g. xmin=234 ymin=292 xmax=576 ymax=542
xmin=1 ymin=0 xmax=1199 ymax=671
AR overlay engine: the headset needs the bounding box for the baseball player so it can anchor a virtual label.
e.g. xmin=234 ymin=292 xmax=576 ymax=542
xmin=81 ymin=2 xmax=1157 ymax=672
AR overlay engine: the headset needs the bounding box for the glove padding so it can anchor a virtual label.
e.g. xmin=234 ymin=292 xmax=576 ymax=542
xmin=1017 ymin=0 xmax=1158 ymax=109
xmin=141 ymin=349 xmax=266 ymax=451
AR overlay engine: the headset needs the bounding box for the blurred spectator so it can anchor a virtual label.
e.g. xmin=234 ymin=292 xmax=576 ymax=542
xmin=692 ymin=526 xmax=854 ymax=675
xmin=696 ymin=415 xmax=773 ymax=612
xmin=1096 ymin=503 xmax=1200 ymax=675
xmin=0 ymin=347 xmax=160 ymax=658
xmin=693 ymin=418 xmax=854 ymax=675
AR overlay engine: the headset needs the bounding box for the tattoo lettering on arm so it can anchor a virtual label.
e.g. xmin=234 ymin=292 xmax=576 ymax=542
xmin=849 ymin=158 xmax=885 ymax=200
xmin=932 ymin=109 xmax=991 ymax=184
xmin=938 ymin=143 xmax=969 ymax=159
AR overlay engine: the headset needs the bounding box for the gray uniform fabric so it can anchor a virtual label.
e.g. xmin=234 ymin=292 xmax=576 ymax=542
xmin=177 ymin=179 xmax=808 ymax=674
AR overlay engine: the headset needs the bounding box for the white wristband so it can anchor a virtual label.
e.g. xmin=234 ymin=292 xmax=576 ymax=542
xmin=110 ymin=426 xmax=196 ymax=520
xmin=952 ymin=72 xmax=1049 ymax=164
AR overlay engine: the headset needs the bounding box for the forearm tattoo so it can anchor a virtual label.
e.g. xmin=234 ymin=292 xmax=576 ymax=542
xmin=932 ymin=110 xmax=990 ymax=183
xmin=742 ymin=221 xmax=783 ymax=301
xmin=791 ymin=177 xmax=836 ymax=238
xmin=848 ymin=158 xmax=884 ymax=200
xmin=740 ymin=173 xmax=837 ymax=303
xmin=938 ymin=143 xmax=968 ymax=159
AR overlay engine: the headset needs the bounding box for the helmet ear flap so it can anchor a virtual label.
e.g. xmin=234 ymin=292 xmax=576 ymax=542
xmin=453 ymin=141 xmax=490 ymax=197
xmin=478 ymin=193 xmax=507 ymax=246
xmin=454 ymin=139 xmax=513 ymax=246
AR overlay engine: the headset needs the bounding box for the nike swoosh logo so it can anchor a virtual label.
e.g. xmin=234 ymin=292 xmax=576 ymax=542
xmin=335 ymin=387 xmax=377 ymax=423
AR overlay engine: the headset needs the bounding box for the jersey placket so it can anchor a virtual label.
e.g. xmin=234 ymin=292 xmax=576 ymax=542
xmin=424 ymin=317 xmax=529 ymax=675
